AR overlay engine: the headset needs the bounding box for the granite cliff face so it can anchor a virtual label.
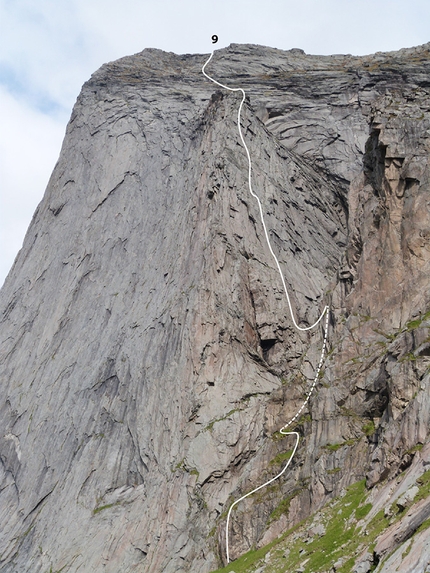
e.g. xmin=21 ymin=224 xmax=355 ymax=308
xmin=1 ymin=43 xmax=430 ymax=573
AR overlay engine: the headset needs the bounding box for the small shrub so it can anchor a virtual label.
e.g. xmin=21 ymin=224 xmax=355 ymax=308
xmin=362 ymin=420 xmax=375 ymax=436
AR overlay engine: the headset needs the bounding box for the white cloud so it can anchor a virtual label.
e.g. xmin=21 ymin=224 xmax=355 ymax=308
xmin=0 ymin=0 xmax=429 ymax=285
xmin=0 ymin=86 xmax=65 ymax=286
xmin=0 ymin=1 xmax=87 ymax=107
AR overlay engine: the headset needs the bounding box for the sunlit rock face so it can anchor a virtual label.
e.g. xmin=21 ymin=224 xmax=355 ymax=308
xmin=0 ymin=42 xmax=429 ymax=572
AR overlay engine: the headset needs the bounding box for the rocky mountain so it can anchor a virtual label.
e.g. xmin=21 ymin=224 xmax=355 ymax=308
xmin=1 ymin=42 xmax=430 ymax=573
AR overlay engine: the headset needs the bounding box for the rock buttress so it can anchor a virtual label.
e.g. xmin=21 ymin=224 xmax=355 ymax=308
xmin=1 ymin=43 xmax=430 ymax=572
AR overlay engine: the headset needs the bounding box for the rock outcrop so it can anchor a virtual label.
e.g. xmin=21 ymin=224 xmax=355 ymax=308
xmin=0 ymin=42 xmax=429 ymax=572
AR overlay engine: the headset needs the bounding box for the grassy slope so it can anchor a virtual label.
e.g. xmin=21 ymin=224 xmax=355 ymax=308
xmin=210 ymin=470 xmax=430 ymax=573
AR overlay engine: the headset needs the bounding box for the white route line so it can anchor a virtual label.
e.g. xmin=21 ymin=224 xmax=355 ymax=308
xmin=202 ymin=51 xmax=329 ymax=564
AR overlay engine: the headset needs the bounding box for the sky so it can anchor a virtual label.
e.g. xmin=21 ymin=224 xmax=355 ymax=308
xmin=0 ymin=0 xmax=429 ymax=287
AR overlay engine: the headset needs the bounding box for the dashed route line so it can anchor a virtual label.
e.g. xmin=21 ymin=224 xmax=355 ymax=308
xmin=202 ymin=50 xmax=329 ymax=564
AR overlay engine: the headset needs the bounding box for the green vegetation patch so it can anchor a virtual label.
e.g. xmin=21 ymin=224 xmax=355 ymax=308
xmin=324 ymin=442 xmax=343 ymax=452
xmin=93 ymin=502 xmax=120 ymax=515
xmin=415 ymin=469 xmax=430 ymax=503
xmin=208 ymin=538 xmax=275 ymax=573
xmin=323 ymin=438 xmax=357 ymax=452
xmin=205 ymin=409 xmax=240 ymax=432
xmin=208 ymin=479 xmax=390 ymax=573
xmin=402 ymin=540 xmax=413 ymax=559
xmin=171 ymin=458 xmax=200 ymax=479
xmin=355 ymin=502 xmax=372 ymax=520
xmin=208 ymin=520 xmax=304 ymax=573
xmin=416 ymin=516 xmax=430 ymax=535
xmin=367 ymin=509 xmax=390 ymax=539
xmin=291 ymin=413 xmax=312 ymax=427
xmin=281 ymin=480 xmax=369 ymax=573
xmin=209 ymin=468 xmax=430 ymax=573
xmin=405 ymin=443 xmax=423 ymax=455
xmin=362 ymin=420 xmax=376 ymax=436
xmin=269 ymin=450 xmax=293 ymax=466
xmin=406 ymin=309 xmax=430 ymax=331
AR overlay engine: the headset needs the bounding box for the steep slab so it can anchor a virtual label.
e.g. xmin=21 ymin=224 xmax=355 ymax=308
xmin=1 ymin=43 xmax=430 ymax=572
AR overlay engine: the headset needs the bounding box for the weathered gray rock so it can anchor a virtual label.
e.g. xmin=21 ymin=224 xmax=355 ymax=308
xmin=396 ymin=485 xmax=419 ymax=510
xmin=0 ymin=42 xmax=430 ymax=572
xmin=376 ymin=527 xmax=430 ymax=573
xmin=353 ymin=551 xmax=373 ymax=573
xmin=375 ymin=496 xmax=430 ymax=559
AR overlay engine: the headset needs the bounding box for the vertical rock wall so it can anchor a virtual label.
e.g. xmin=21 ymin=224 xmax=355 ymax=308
xmin=0 ymin=43 xmax=429 ymax=572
